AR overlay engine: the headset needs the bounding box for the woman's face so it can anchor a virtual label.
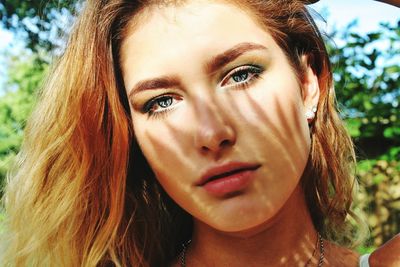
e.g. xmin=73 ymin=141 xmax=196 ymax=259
xmin=120 ymin=1 xmax=319 ymax=232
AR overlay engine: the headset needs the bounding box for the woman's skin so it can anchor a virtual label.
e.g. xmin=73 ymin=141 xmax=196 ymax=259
xmin=370 ymin=234 xmax=400 ymax=267
xmin=122 ymin=1 xmax=315 ymax=233
xmin=120 ymin=1 xmax=359 ymax=266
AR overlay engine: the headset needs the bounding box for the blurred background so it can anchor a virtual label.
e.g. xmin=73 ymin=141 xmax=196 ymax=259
xmin=0 ymin=0 xmax=399 ymax=252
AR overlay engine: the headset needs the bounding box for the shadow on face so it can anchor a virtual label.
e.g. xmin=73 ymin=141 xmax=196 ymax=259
xmin=120 ymin=0 xmax=319 ymax=241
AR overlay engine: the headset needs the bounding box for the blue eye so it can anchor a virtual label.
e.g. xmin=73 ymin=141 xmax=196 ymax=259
xmin=221 ymin=65 xmax=263 ymax=88
xmin=143 ymin=94 xmax=182 ymax=116
xmin=157 ymin=96 xmax=173 ymax=108
xmin=232 ymin=70 xmax=250 ymax=82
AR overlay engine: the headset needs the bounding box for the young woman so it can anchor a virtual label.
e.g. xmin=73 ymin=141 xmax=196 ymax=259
xmin=1 ymin=0 xmax=399 ymax=266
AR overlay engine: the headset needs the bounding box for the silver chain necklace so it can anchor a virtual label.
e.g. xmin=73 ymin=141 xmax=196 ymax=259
xmin=180 ymin=233 xmax=324 ymax=267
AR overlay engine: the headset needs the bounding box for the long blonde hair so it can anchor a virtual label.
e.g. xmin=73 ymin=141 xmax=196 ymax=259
xmin=1 ymin=0 xmax=360 ymax=266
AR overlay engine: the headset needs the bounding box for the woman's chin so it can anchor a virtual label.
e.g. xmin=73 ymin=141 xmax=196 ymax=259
xmin=199 ymin=208 xmax=280 ymax=237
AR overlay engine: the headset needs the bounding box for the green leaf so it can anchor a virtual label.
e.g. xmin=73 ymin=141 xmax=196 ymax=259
xmin=345 ymin=118 xmax=362 ymax=137
xmin=383 ymin=127 xmax=400 ymax=138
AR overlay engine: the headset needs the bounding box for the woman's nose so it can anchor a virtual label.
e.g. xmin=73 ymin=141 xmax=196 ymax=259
xmin=193 ymin=98 xmax=236 ymax=154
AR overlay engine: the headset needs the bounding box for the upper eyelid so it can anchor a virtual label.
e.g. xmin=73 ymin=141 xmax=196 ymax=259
xmin=226 ymin=64 xmax=260 ymax=75
xmin=204 ymin=42 xmax=268 ymax=75
xmin=220 ymin=65 xmax=263 ymax=83
xmin=142 ymin=93 xmax=177 ymax=112
xmin=217 ymin=56 xmax=264 ymax=77
xmin=131 ymin=89 xmax=179 ymax=110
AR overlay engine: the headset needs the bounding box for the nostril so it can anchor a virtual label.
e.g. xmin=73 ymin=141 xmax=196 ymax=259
xmin=195 ymin=120 xmax=236 ymax=153
xmin=201 ymin=139 xmax=232 ymax=153
xmin=201 ymin=145 xmax=210 ymax=152
xmin=220 ymin=139 xmax=232 ymax=147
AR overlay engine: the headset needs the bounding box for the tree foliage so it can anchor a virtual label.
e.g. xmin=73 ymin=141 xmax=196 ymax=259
xmin=326 ymin=20 xmax=400 ymax=246
xmin=0 ymin=53 xmax=48 ymax=188
xmin=0 ymin=0 xmax=76 ymax=52
xmin=356 ymin=160 xmax=400 ymax=247
xmin=328 ymin=21 xmax=400 ymax=160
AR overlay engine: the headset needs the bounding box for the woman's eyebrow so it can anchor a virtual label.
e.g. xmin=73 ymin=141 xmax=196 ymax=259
xmin=204 ymin=42 xmax=268 ymax=75
xmin=129 ymin=75 xmax=181 ymax=98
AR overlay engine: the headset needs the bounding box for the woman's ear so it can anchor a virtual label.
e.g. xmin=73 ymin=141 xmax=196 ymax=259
xmin=301 ymin=55 xmax=320 ymax=123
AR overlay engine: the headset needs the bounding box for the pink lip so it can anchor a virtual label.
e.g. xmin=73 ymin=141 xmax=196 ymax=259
xmin=197 ymin=162 xmax=260 ymax=197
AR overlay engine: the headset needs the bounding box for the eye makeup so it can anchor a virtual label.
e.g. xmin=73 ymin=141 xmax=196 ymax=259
xmin=136 ymin=62 xmax=266 ymax=119
xmin=219 ymin=64 xmax=264 ymax=90
xmin=141 ymin=93 xmax=183 ymax=118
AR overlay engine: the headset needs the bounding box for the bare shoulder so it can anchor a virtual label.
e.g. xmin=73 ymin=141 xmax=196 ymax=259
xmin=370 ymin=234 xmax=400 ymax=267
xmin=323 ymin=240 xmax=359 ymax=267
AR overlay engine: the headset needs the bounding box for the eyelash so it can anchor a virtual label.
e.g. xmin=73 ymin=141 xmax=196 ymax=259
xmin=220 ymin=65 xmax=263 ymax=90
xmin=142 ymin=94 xmax=180 ymax=118
xmin=147 ymin=108 xmax=170 ymax=119
xmin=142 ymin=65 xmax=263 ymax=118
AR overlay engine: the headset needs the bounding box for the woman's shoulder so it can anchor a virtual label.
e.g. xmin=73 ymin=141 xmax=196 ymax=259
xmin=167 ymin=236 xmax=400 ymax=267
xmin=323 ymin=241 xmax=360 ymax=267
xmin=322 ymin=234 xmax=400 ymax=267
xmin=369 ymin=234 xmax=400 ymax=267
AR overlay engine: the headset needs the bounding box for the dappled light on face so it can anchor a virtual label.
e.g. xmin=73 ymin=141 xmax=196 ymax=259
xmin=229 ymin=87 xmax=311 ymax=172
xmin=134 ymin=69 xmax=313 ymax=232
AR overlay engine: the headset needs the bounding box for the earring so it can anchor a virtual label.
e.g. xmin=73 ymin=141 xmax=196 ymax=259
xmin=306 ymin=106 xmax=317 ymax=121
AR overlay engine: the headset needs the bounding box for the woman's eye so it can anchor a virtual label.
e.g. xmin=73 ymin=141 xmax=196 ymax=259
xmin=221 ymin=65 xmax=263 ymax=88
xmin=157 ymin=97 xmax=173 ymax=108
xmin=143 ymin=94 xmax=182 ymax=115
xmin=232 ymin=70 xmax=250 ymax=82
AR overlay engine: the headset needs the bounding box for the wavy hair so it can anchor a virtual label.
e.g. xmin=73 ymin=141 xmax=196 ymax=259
xmin=1 ymin=0 xmax=362 ymax=266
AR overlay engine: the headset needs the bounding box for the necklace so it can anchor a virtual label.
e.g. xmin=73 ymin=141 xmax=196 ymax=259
xmin=180 ymin=233 xmax=324 ymax=267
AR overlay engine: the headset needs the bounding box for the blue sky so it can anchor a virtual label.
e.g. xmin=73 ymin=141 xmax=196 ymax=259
xmin=309 ymin=0 xmax=399 ymax=33
xmin=0 ymin=0 xmax=399 ymax=89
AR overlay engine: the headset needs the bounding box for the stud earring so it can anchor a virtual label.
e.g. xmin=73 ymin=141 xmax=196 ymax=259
xmin=306 ymin=106 xmax=317 ymax=121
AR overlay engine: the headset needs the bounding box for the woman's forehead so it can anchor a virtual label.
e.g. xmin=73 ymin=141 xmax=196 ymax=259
xmin=119 ymin=0 xmax=267 ymax=54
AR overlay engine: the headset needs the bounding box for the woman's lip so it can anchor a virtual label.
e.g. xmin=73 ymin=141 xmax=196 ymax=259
xmin=197 ymin=162 xmax=261 ymax=186
xmin=199 ymin=163 xmax=261 ymax=197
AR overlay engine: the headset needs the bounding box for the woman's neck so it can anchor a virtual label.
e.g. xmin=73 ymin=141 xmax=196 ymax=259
xmin=185 ymin=185 xmax=320 ymax=267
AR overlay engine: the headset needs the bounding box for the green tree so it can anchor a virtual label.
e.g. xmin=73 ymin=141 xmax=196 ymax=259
xmin=0 ymin=0 xmax=76 ymax=52
xmin=0 ymin=53 xmax=48 ymax=188
xmin=0 ymin=0 xmax=65 ymax=187
xmin=328 ymin=20 xmax=400 ymax=160
xmin=327 ymin=20 xmax=400 ymax=246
